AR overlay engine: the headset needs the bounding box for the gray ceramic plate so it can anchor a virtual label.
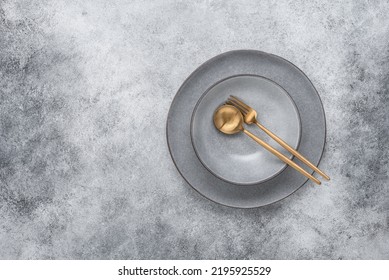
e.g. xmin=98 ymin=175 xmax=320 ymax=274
xmin=191 ymin=75 xmax=301 ymax=185
xmin=167 ymin=50 xmax=326 ymax=208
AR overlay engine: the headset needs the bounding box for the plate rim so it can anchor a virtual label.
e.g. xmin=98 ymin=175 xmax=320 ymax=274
xmin=166 ymin=49 xmax=327 ymax=208
xmin=190 ymin=73 xmax=303 ymax=186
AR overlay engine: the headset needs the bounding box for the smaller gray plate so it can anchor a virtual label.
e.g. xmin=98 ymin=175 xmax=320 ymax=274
xmin=191 ymin=75 xmax=301 ymax=185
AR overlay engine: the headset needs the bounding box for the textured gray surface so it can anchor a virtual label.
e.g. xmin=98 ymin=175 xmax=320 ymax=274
xmin=0 ymin=0 xmax=388 ymax=259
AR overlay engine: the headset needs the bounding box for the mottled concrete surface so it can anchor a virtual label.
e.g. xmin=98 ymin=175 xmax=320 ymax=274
xmin=0 ymin=0 xmax=388 ymax=259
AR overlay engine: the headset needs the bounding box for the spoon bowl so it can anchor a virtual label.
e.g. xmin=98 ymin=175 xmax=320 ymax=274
xmin=213 ymin=105 xmax=244 ymax=135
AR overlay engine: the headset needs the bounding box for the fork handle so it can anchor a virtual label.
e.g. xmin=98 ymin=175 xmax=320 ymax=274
xmin=256 ymin=122 xmax=330 ymax=180
xmin=243 ymin=129 xmax=321 ymax=185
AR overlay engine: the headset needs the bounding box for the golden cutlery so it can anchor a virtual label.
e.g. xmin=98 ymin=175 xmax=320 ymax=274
xmin=214 ymin=105 xmax=321 ymax=185
xmin=227 ymin=95 xmax=330 ymax=181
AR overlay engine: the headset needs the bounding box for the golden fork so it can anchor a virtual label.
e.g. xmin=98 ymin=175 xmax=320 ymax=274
xmin=227 ymin=95 xmax=330 ymax=181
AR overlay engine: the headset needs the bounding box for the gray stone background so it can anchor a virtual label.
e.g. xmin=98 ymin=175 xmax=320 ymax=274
xmin=0 ymin=0 xmax=388 ymax=259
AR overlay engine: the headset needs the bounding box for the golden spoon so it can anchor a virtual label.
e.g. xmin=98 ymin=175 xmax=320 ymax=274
xmin=214 ymin=105 xmax=321 ymax=185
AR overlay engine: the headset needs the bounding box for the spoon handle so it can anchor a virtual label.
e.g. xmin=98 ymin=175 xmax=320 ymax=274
xmin=255 ymin=121 xmax=330 ymax=180
xmin=243 ymin=129 xmax=321 ymax=185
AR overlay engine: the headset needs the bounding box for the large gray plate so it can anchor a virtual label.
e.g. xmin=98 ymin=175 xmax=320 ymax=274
xmin=166 ymin=50 xmax=326 ymax=208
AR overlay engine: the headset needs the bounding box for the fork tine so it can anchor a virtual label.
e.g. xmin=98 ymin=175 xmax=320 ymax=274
xmin=228 ymin=100 xmax=248 ymax=113
xmin=225 ymin=100 xmax=238 ymax=109
xmin=229 ymin=95 xmax=250 ymax=111
xmin=229 ymin=95 xmax=251 ymax=111
xmin=227 ymin=99 xmax=248 ymax=114
xmin=227 ymin=97 xmax=249 ymax=112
